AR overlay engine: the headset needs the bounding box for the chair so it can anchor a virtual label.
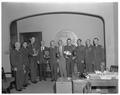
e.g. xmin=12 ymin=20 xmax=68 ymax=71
xmin=2 ymin=67 xmax=15 ymax=93
xmin=110 ymin=65 xmax=118 ymax=72
xmin=83 ymin=82 xmax=92 ymax=93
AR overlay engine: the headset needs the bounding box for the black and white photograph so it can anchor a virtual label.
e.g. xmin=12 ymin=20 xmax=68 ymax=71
xmin=1 ymin=1 xmax=118 ymax=94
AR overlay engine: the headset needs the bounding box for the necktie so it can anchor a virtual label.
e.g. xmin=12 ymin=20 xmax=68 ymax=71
xmin=41 ymin=46 xmax=44 ymax=51
xmin=59 ymin=46 xmax=62 ymax=56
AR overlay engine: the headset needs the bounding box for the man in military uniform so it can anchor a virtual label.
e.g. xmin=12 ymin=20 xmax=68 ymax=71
xmin=74 ymin=39 xmax=85 ymax=74
xmin=21 ymin=42 xmax=30 ymax=87
xmin=28 ymin=37 xmax=38 ymax=83
xmin=37 ymin=41 xmax=47 ymax=81
xmin=92 ymin=37 xmax=105 ymax=71
xmin=11 ymin=42 xmax=24 ymax=91
xmin=64 ymin=38 xmax=75 ymax=77
xmin=85 ymin=39 xmax=94 ymax=73
xmin=49 ymin=40 xmax=58 ymax=81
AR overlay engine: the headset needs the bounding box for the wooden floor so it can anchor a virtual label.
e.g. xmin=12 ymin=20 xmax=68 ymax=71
xmin=11 ymin=79 xmax=55 ymax=93
xmin=10 ymin=78 xmax=118 ymax=93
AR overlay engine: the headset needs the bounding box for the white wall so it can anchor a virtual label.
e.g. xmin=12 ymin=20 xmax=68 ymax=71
xmin=2 ymin=3 xmax=118 ymax=72
xmin=17 ymin=14 xmax=104 ymax=47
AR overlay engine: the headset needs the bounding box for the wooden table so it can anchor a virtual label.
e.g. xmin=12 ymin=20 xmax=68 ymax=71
xmin=88 ymin=79 xmax=118 ymax=87
xmin=72 ymin=72 xmax=118 ymax=93
xmin=88 ymin=79 xmax=118 ymax=93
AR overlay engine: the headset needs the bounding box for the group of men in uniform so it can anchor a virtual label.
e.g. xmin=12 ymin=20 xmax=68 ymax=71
xmin=10 ymin=36 xmax=105 ymax=91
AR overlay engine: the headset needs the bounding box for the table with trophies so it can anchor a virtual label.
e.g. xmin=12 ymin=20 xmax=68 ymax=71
xmin=56 ymin=70 xmax=118 ymax=93
xmin=55 ymin=50 xmax=118 ymax=93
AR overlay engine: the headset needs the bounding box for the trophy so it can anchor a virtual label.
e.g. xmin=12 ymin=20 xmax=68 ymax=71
xmin=44 ymin=50 xmax=50 ymax=63
xmin=64 ymin=50 xmax=72 ymax=58
xmin=33 ymin=48 xmax=38 ymax=56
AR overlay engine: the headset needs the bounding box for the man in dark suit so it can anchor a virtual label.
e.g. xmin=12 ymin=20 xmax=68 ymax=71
xmin=74 ymin=39 xmax=85 ymax=74
xmin=64 ymin=38 xmax=76 ymax=77
xmin=21 ymin=42 xmax=30 ymax=87
xmin=49 ymin=40 xmax=58 ymax=81
xmin=11 ymin=42 xmax=24 ymax=91
xmin=92 ymin=37 xmax=105 ymax=71
xmin=28 ymin=37 xmax=38 ymax=83
xmin=37 ymin=41 xmax=48 ymax=81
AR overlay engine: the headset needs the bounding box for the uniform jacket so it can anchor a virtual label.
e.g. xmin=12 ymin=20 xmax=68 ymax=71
xmin=28 ymin=42 xmax=39 ymax=57
xmin=92 ymin=45 xmax=105 ymax=70
xmin=11 ymin=49 xmax=24 ymax=71
xmin=49 ymin=46 xmax=58 ymax=63
xmin=74 ymin=45 xmax=85 ymax=61
xmin=37 ymin=46 xmax=48 ymax=63
xmin=21 ymin=47 xmax=29 ymax=67
xmin=64 ymin=44 xmax=76 ymax=58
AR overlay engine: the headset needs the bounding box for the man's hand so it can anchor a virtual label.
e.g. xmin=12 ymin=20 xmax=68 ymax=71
xmin=65 ymin=55 xmax=69 ymax=59
xmin=72 ymin=56 xmax=76 ymax=60
xmin=57 ymin=59 xmax=59 ymax=62
xmin=24 ymin=70 xmax=26 ymax=73
xmin=81 ymin=60 xmax=84 ymax=63
xmin=33 ymin=53 xmax=37 ymax=56
xmin=37 ymin=61 xmax=40 ymax=64
xmin=14 ymin=67 xmax=17 ymax=71
xmin=23 ymin=64 xmax=25 ymax=69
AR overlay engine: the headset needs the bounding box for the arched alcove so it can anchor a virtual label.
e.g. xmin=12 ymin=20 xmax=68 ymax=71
xmin=10 ymin=12 xmax=106 ymax=64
